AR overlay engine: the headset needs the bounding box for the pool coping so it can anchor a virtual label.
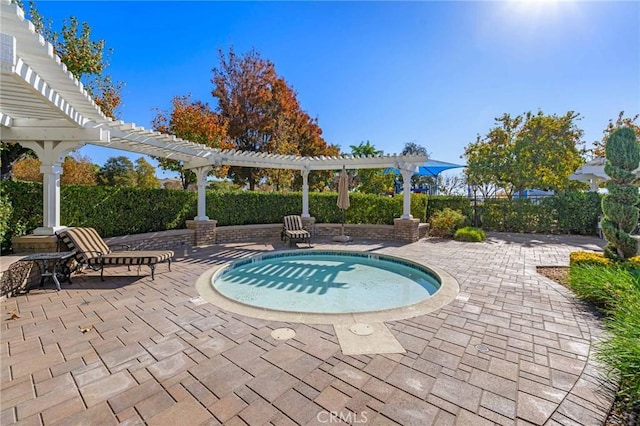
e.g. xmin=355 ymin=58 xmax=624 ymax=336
xmin=195 ymin=250 xmax=460 ymax=325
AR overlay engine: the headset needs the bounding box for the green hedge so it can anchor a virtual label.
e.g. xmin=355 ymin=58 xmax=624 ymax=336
xmin=426 ymin=196 xmax=472 ymax=222
xmin=482 ymin=192 xmax=601 ymax=234
xmin=1 ymin=180 xmax=603 ymax=254
xmin=1 ymin=181 xmax=427 ymax=253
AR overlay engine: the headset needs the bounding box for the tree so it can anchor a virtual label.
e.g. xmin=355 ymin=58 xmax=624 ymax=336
xmin=152 ymin=95 xmax=231 ymax=189
xmin=212 ymin=47 xmax=338 ymax=191
xmin=12 ymin=157 xmax=41 ymax=182
xmin=12 ymin=155 xmax=97 ymax=185
xmin=438 ymin=173 xmax=468 ymax=196
xmin=349 ymin=141 xmax=394 ymax=195
xmin=601 ymin=127 xmax=640 ymax=259
xmin=135 ymin=158 xmax=160 ymax=189
xmin=401 ymin=142 xmax=432 ymax=191
xmin=592 ymin=111 xmax=640 ymax=158
xmin=463 ymin=111 xmax=585 ymax=198
xmin=98 ymin=156 xmax=136 ymax=187
xmin=1 ymin=1 xmax=123 ymax=179
xmin=61 ymin=156 xmax=97 ymax=185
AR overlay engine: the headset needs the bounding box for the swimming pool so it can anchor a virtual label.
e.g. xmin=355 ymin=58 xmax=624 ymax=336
xmin=211 ymin=251 xmax=441 ymax=314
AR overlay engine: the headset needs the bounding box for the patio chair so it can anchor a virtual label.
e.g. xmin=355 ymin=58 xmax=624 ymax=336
xmin=282 ymin=215 xmax=311 ymax=247
xmin=56 ymin=227 xmax=173 ymax=281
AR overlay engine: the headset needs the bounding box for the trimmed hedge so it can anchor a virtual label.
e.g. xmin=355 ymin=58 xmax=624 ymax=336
xmin=482 ymin=191 xmax=602 ymax=234
xmin=2 ymin=180 xmax=605 ymax=253
xmin=1 ymin=181 xmax=428 ymax=253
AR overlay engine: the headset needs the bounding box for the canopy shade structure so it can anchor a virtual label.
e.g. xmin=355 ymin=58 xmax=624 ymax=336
xmin=385 ymin=159 xmax=465 ymax=177
xmin=385 ymin=159 xmax=465 ymax=195
xmin=569 ymin=157 xmax=640 ymax=191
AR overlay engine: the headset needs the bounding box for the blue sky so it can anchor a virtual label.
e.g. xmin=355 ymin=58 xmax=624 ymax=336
xmin=35 ymin=1 xmax=639 ymax=178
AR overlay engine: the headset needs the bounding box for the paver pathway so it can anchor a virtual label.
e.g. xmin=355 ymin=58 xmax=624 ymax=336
xmin=1 ymin=232 xmax=614 ymax=425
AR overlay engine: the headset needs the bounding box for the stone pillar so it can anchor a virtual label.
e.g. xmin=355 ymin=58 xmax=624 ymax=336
xmin=400 ymin=169 xmax=413 ymax=219
xmin=394 ymin=218 xmax=420 ymax=242
xmin=11 ymin=235 xmax=60 ymax=254
xmin=186 ymin=220 xmax=217 ymax=246
xmin=301 ymin=168 xmax=310 ymax=218
xmin=301 ymin=216 xmax=316 ymax=235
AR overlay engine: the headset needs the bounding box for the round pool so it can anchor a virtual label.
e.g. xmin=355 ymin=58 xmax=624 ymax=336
xmin=211 ymin=251 xmax=441 ymax=314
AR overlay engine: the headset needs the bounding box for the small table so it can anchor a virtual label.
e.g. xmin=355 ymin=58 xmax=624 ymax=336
xmin=19 ymin=252 xmax=74 ymax=291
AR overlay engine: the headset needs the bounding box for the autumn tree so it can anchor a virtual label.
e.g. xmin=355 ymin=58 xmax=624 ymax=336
xmin=12 ymin=155 xmax=97 ymax=185
xmin=1 ymin=1 xmax=123 ymax=179
xmin=12 ymin=157 xmax=41 ymax=182
xmin=98 ymin=156 xmax=136 ymax=187
xmin=135 ymin=158 xmax=160 ymax=189
xmin=212 ymin=47 xmax=338 ymax=191
xmin=61 ymin=156 xmax=98 ymax=185
xmin=152 ymin=95 xmax=231 ymax=189
xmin=591 ymin=111 xmax=640 ymax=158
xmin=463 ymin=111 xmax=585 ymax=198
xmin=349 ymin=141 xmax=394 ymax=195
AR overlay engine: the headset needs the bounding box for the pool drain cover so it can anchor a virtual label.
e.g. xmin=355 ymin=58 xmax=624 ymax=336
xmin=271 ymin=328 xmax=296 ymax=340
xmin=475 ymin=344 xmax=490 ymax=353
xmin=349 ymin=323 xmax=374 ymax=336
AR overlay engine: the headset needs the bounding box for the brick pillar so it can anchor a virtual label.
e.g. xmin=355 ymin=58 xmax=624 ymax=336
xmin=394 ymin=218 xmax=420 ymax=243
xmin=301 ymin=216 xmax=316 ymax=231
xmin=11 ymin=235 xmax=60 ymax=254
xmin=186 ymin=220 xmax=217 ymax=246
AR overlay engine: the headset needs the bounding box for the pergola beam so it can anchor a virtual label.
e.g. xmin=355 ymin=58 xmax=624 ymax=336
xmin=1 ymin=0 xmax=438 ymax=235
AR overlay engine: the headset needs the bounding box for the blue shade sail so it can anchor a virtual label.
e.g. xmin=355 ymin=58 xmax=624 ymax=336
xmin=384 ymin=159 xmax=465 ymax=177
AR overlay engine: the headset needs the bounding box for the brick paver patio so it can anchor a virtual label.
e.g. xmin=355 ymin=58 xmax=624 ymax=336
xmin=1 ymin=232 xmax=614 ymax=425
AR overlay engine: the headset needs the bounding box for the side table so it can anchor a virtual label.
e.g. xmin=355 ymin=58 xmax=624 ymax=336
xmin=18 ymin=252 xmax=74 ymax=291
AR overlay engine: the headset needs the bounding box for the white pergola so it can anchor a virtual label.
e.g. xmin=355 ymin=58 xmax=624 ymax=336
xmin=0 ymin=0 xmax=427 ymax=236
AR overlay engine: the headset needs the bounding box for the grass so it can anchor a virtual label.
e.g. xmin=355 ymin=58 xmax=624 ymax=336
xmin=568 ymin=263 xmax=640 ymax=416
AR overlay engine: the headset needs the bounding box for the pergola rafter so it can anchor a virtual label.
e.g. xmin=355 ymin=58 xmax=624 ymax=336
xmin=0 ymin=0 xmax=428 ymax=235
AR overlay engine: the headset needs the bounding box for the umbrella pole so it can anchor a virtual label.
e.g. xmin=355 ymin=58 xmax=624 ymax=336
xmin=341 ymin=209 xmax=345 ymax=236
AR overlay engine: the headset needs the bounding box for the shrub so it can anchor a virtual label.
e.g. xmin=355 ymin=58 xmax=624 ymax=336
xmin=568 ymin=264 xmax=636 ymax=311
xmin=429 ymin=208 xmax=466 ymax=237
xmin=569 ymin=251 xmax=614 ymax=267
xmin=0 ymin=194 xmax=12 ymax=253
xmin=601 ymin=127 xmax=640 ymax=259
xmin=453 ymin=226 xmax=486 ymax=242
xmin=568 ymin=263 xmax=640 ymax=408
xmin=425 ymin=196 xmax=471 ymax=223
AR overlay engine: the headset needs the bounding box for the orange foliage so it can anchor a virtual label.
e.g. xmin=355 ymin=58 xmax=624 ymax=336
xmin=152 ymin=95 xmax=231 ymax=188
xmin=12 ymin=156 xmax=97 ymax=185
xmin=12 ymin=157 xmax=41 ymax=182
xmin=212 ymin=47 xmax=338 ymax=190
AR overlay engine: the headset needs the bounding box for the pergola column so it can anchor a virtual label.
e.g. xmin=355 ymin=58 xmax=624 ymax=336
xmin=301 ymin=168 xmax=310 ymax=218
xmin=400 ymin=169 xmax=414 ymax=219
xmin=20 ymin=141 xmax=84 ymax=235
xmin=193 ymin=166 xmax=212 ymax=221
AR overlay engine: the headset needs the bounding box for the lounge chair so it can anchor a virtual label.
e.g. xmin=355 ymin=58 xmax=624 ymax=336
xmin=56 ymin=227 xmax=173 ymax=281
xmin=282 ymin=215 xmax=311 ymax=247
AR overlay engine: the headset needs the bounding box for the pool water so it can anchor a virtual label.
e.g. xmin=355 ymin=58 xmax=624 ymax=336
xmin=212 ymin=251 xmax=441 ymax=314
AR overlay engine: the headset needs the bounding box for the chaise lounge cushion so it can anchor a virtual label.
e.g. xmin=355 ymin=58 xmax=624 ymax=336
xmin=283 ymin=215 xmax=311 ymax=247
xmin=57 ymin=227 xmax=173 ymax=280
